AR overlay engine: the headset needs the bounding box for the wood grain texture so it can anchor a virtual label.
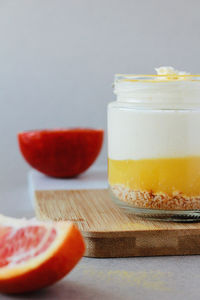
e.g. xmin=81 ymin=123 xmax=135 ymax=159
xmin=34 ymin=189 xmax=200 ymax=257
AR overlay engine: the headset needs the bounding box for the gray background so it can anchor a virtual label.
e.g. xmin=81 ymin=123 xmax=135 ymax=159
xmin=0 ymin=0 xmax=200 ymax=187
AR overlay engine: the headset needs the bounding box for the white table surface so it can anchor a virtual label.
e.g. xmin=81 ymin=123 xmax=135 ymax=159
xmin=29 ymin=166 xmax=108 ymax=191
xmin=1 ymin=168 xmax=200 ymax=300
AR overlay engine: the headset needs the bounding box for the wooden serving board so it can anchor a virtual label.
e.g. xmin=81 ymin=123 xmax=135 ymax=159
xmin=33 ymin=188 xmax=200 ymax=258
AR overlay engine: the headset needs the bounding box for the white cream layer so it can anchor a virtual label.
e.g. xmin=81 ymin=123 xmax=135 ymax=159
xmin=108 ymin=106 xmax=200 ymax=160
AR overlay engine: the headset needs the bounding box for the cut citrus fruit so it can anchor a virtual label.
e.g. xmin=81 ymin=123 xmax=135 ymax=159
xmin=18 ymin=128 xmax=104 ymax=178
xmin=0 ymin=215 xmax=85 ymax=294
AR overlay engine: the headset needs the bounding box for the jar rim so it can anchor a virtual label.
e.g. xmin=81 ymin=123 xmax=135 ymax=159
xmin=115 ymin=74 xmax=200 ymax=83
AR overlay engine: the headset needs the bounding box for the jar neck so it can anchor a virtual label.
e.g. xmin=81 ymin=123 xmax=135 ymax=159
xmin=114 ymin=81 xmax=200 ymax=109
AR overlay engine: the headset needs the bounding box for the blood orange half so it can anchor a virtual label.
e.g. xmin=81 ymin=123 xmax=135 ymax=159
xmin=0 ymin=215 xmax=85 ymax=294
xmin=18 ymin=128 xmax=104 ymax=178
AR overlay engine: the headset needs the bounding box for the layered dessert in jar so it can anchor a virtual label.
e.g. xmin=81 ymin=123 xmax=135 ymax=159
xmin=108 ymin=67 xmax=200 ymax=220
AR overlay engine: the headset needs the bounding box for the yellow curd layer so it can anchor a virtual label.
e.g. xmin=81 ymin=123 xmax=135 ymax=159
xmin=108 ymin=157 xmax=200 ymax=197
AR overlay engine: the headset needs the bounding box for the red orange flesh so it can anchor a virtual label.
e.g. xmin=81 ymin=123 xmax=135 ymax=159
xmin=0 ymin=215 xmax=85 ymax=294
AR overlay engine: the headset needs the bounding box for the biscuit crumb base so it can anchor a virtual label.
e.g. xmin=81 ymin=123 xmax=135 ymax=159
xmin=111 ymin=184 xmax=200 ymax=210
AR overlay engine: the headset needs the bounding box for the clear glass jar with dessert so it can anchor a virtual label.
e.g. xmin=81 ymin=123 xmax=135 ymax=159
xmin=108 ymin=67 xmax=200 ymax=221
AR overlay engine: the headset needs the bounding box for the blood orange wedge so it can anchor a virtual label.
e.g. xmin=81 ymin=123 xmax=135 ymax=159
xmin=18 ymin=128 xmax=104 ymax=178
xmin=0 ymin=215 xmax=85 ymax=294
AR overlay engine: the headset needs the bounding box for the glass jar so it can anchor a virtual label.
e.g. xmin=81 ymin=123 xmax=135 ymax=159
xmin=108 ymin=73 xmax=200 ymax=221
